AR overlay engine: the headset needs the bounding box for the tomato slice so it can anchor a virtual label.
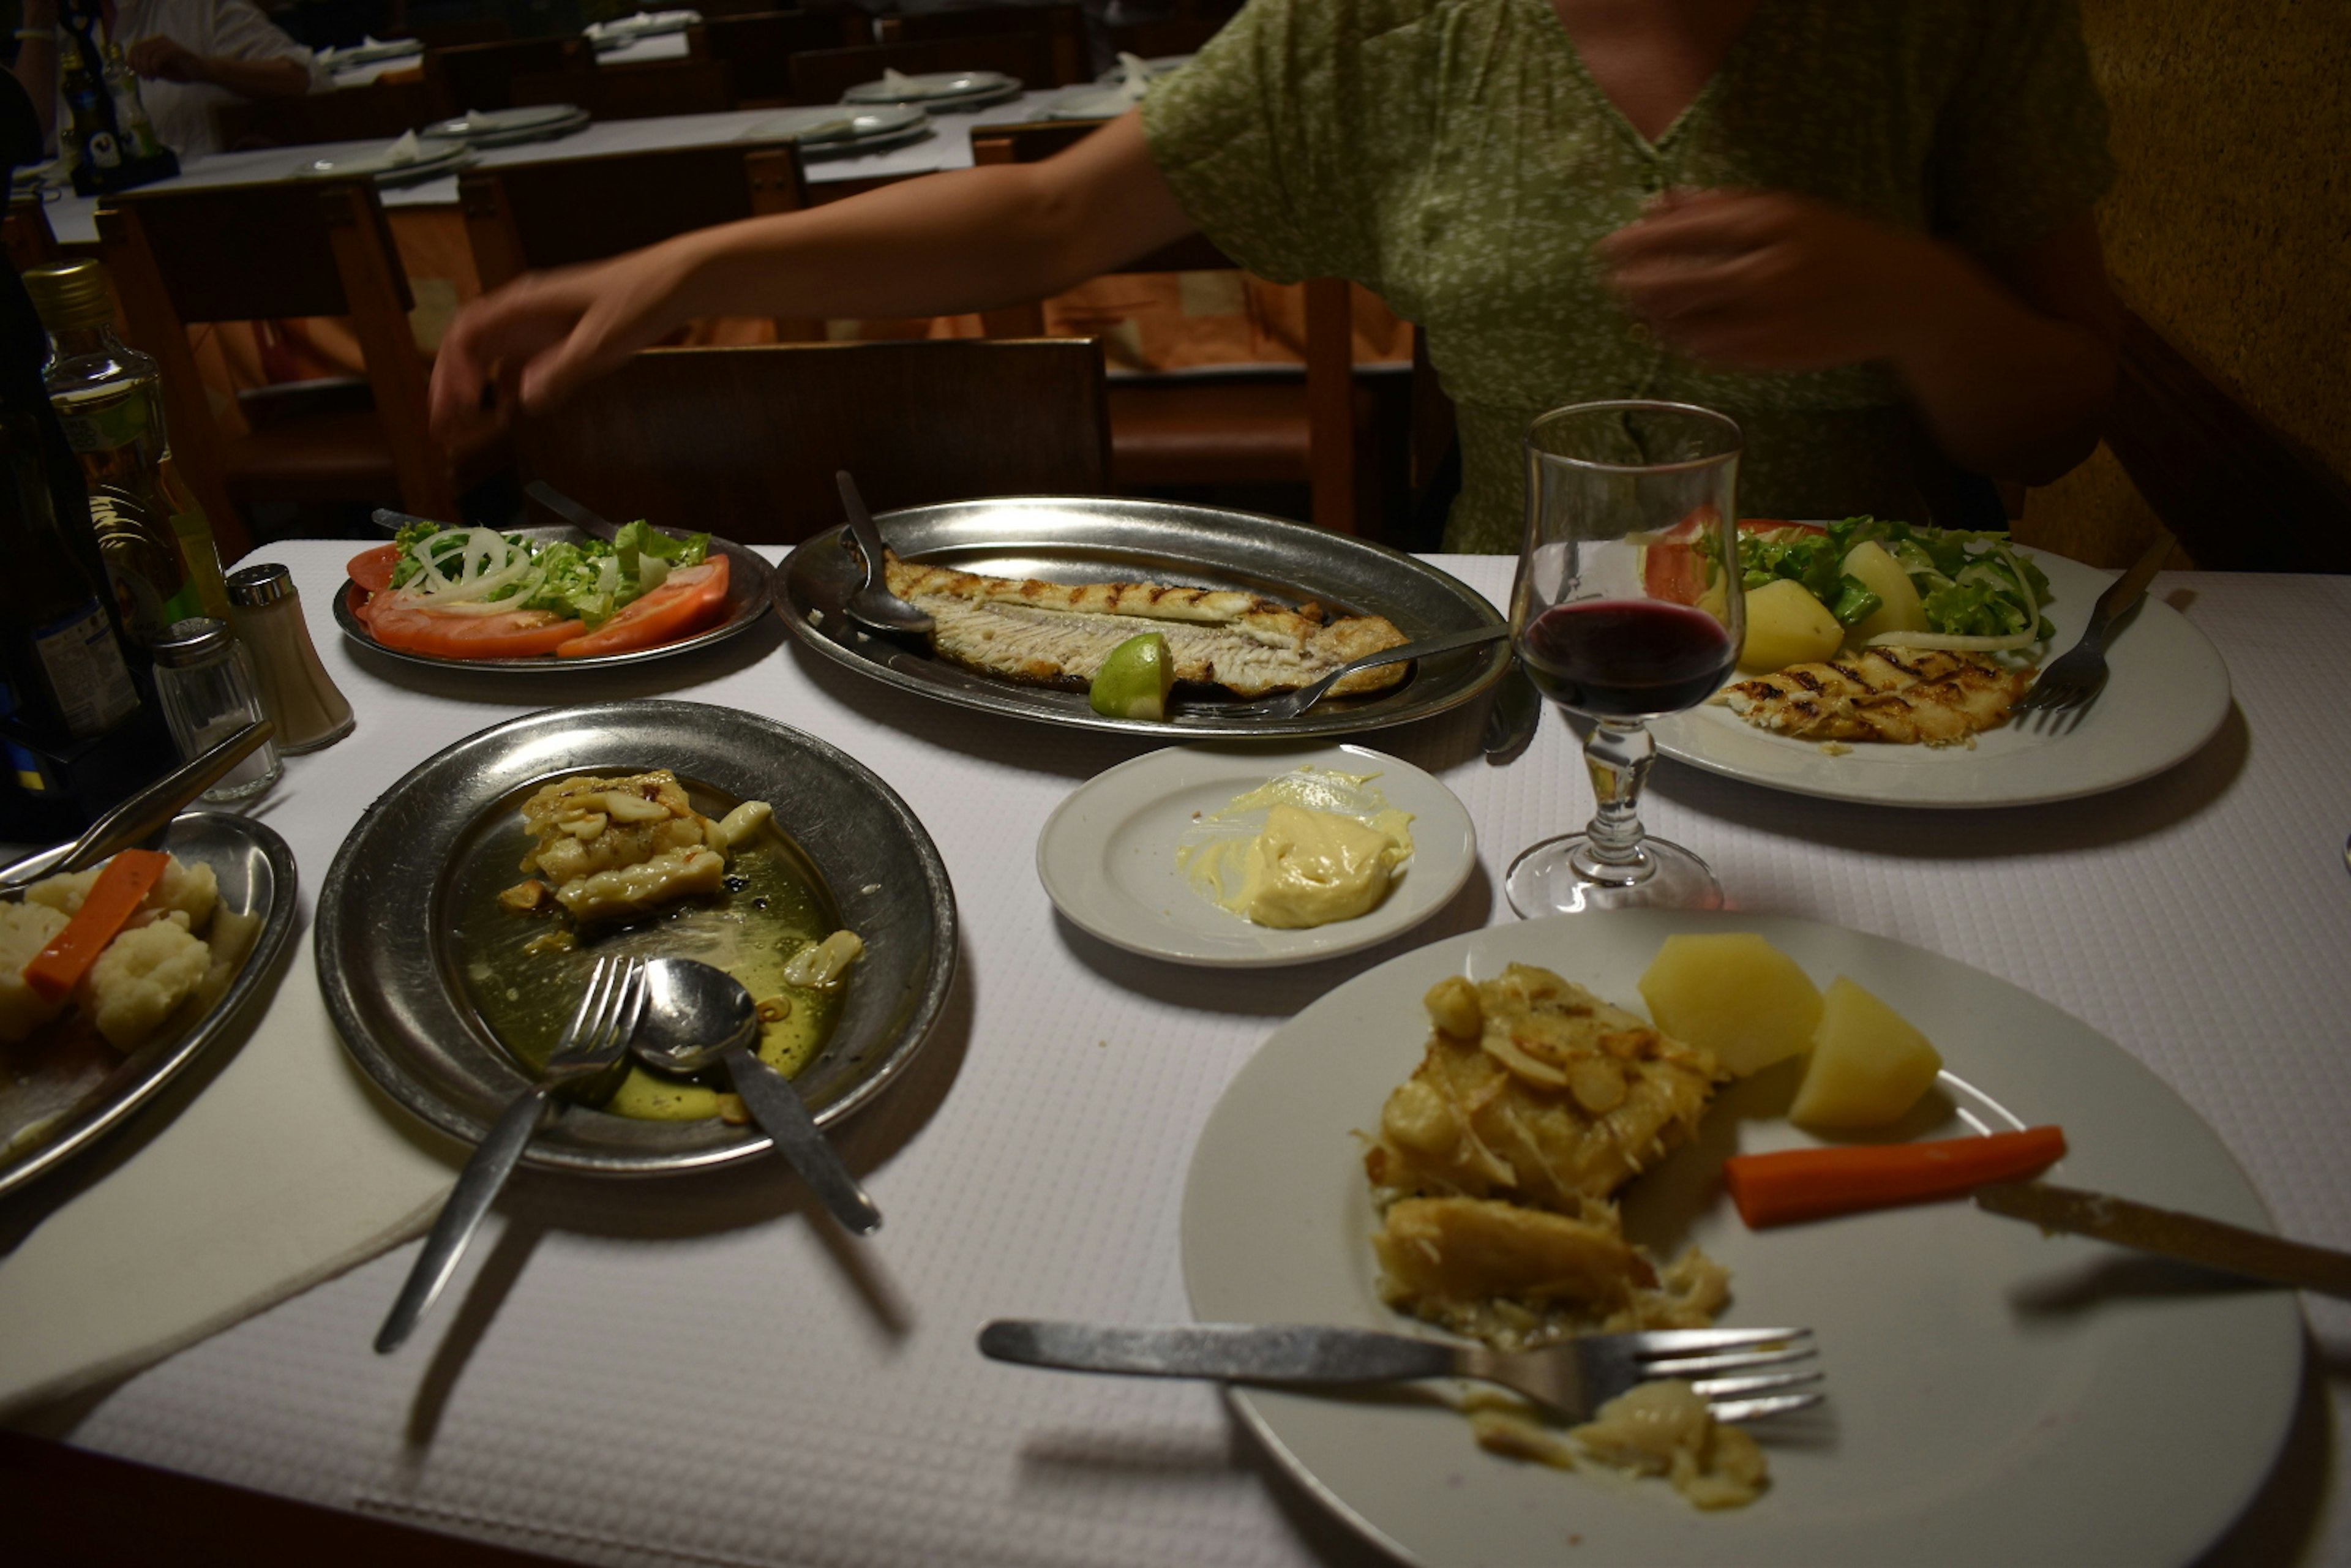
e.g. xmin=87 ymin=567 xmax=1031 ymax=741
xmin=555 ymin=557 xmax=732 ymax=658
xmin=1640 ymin=504 xmax=1718 ymax=605
xmin=362 ymin=600 xmax=586 ymax=659
xmin=347 ymin=544 xmax=402 ymax=595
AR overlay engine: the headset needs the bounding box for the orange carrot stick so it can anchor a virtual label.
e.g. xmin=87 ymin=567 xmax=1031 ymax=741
xmin=1722 ymin=1126 xmax=2068 ymax=1229
xmin=21 ymin=849 xmax=171 ymax=1003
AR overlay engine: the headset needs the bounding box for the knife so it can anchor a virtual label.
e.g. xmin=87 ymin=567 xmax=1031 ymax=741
xmin=1482 ymin=655 xmax=1541 ymax=762
xmin=0 ymin=719 xmax=276 ymax=892
xmin=1975 ymin=1182 xmax=2351 ymax=1299
xmin=523 ymin=480 xmax=623 ymax=541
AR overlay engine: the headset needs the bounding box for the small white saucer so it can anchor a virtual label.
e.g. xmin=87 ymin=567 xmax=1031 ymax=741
xmin=1036 ymin=743 xmax=1477 ymax=967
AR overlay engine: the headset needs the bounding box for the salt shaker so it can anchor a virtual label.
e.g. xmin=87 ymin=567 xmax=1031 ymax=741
xmin=152 ymin=618 xmax=283 ymax=802
xmin=223 ymin=562 xmax=354 ymax=753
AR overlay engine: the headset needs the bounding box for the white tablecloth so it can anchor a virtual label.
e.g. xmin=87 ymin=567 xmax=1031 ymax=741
xmin=5 ymin=545 xmax=2347 ymax=1568
xmin=45 ymin=90 xmax=1071 ymax=246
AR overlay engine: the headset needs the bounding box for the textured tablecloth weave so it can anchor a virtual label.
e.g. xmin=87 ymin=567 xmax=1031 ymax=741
xmin=4 ymin=546 xmax=2344 ymax=1568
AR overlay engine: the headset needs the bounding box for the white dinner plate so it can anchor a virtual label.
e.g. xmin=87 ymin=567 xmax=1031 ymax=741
xmin=740 ymin=103 xmax=927 ymax=146
xmin=317 ymin=34 xmax=422 ymax=67
xmin=1095 ymin=53 xmax=1192 ymax=84
xmin=841 ymin=70 xmax=1021 ymax=107
xmin=1649 ymin=549 xmax=2232 ymax=807
xmin=584 ymin=8 xmax=699 ymax=46
xmin=290 ymin=136 xmax=470 ymax=185
xmin=1041 ymin=84 xmax=1142 ymax=120
xmin=1182 ymin=909 xmax=2300 ymax=1567
xmin=1037 ymin=743 xmax=1477 ymax=966
xmin=423 ymin=104 xmax=590 ymax=146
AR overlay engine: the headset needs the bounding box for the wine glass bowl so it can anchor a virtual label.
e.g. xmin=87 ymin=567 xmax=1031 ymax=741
xmin=1504 ymin=402 xmax=1743 ymax=917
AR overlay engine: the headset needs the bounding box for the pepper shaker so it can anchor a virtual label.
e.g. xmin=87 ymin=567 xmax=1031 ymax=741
xmin=152 ymin=618 xmax=282 ymax=802
xmin=224 ymin=562 xmax=354 ymax=753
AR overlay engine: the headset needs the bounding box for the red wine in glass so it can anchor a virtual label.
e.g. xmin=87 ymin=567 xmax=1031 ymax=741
xmin=1519 ymin=601 xmax=1735 ymax=719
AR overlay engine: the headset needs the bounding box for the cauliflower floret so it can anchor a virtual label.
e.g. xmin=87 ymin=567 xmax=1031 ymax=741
xmin=0 ymin=901 xmax=72 ymax=1043
xmin=24 ymin=855 xmax=216 ymax=932
xmin=83 ymin=914 xmax=211 ymax=1050
xmin=22 ymin=865 xmax=101 ymax=917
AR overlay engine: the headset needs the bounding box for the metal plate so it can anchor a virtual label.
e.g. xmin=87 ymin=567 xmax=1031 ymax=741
xmin=332 ymin=526 xmax=775 ymax=673
xmin=776 ymin=498 xmax=1509 ymax=739
xmin=0 ymin=812 xmax=299 ymax=1199
xmin=315 ymin=700 xmax=958 ymax=1176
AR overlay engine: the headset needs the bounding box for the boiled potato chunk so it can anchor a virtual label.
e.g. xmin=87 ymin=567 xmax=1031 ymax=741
xmin=1789 ymin=977 xmax=1944 ymax=1130
xmin=1638 ymin=934 xmax=1823 ymax=1076
xmin=1737 ymin=579 xmax=1845 ymax=673
xmin=1842 ymin=541 xmax=1929 ymax=643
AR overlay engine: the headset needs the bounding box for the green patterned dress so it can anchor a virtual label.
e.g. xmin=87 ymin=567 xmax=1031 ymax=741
xmin=1144 ymin=0 xmax=2114 ymax=552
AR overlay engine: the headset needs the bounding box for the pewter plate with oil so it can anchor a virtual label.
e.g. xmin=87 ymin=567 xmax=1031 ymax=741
xmin=315 ymin=700 xmax=957 ymax=1176
xmin=776 ymin=498 xmax=1509 ymax=738
xmin=0 ymin=811 xmax=298 ymax=1199
xmin=332 ymin=525 xmax=776 ymax=673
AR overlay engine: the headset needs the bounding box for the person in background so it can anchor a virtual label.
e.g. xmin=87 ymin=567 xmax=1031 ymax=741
xmin=429 ymin=0 xmax=2122 ymax=551
xmin=10 ymin=0 xmax=323 ymax=160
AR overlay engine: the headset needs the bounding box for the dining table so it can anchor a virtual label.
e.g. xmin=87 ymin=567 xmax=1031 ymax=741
xmin=0 ymin=540 xmax=2344 ymax=1568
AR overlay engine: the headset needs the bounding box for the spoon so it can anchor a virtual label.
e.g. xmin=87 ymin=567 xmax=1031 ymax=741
xmin=835 ymin=470 xmax=935 ymax=636
xmin=636 ymin=958 xmax=882 ymax=1234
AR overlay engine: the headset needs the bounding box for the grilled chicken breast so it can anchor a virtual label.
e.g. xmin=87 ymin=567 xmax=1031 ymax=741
xmin=1724 ymin=647 xmax=2033 ymax=745
xmin=882 ymin=555 xmax=1410 ymax=699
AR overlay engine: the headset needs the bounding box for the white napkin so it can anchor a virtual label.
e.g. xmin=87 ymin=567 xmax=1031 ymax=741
xmin=382 ymin=129 xmax=421 ymax=164
xmin=0 ymin=964 xmax=457 ymax=1418
xmin=880 ymin=67 xmax=921 ymax=93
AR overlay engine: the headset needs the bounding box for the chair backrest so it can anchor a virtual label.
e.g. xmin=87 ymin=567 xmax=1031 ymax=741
xmin=4 ymin=192 xmax=59 ymax=273
xmin=970 ymin=120 xmax=1359 ymax=532
xmin=701 ymin=9 xmax=869 ymax=103
xmin=2104 ymin=307 xmax=2351 ymax=572
xmin=788 ymin=32 xmax=1056 ymax=105
xmin=875 ymin=4 xmax=1084 ymax=85
xmin=459 ymin=141 xmax=809 ymax=280
xmin=513 ymin=339 xmax=1113 ymax=543
xmin=424 ymin=37 xmax=572 ymax=116
xmin=99 ymin=178 xmax=451 ymax=531
xmin=214 ymin=77 xmax=438 ymax=149
xmin=1103 ymin=16 xmax=1230 ymax=58
xmin=511 ymin=57 xmax=732 ymax=119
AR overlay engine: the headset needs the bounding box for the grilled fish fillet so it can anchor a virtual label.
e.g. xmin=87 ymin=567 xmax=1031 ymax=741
xmin=882 ymin=555 xmax=1411 ymax=699
xmin=1723 ymin=648 xmax=2033 ymax=746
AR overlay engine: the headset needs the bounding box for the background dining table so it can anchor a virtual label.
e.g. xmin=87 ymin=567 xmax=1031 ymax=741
xmin=0 ymin=542 xmax=2344 ymax=1567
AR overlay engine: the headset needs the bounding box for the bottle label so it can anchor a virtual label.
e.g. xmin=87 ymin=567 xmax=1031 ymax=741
xmin=32 ymin=601 xmax=141 ymax=738
xmin=85 ymin=128 xmax=119 ymax=169
xmin=56 ymin=394 xmax=149 ymax=455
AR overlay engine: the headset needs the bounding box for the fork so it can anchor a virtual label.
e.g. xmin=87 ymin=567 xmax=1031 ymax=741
xmin=375 ymin=955 xmax=649 ymax=1353
xmin=977 ymin=1321 xmax=1823 ymax=1424
xmin=1221 ymin=625 xmax=1509 ymax=721
xmin=2011 ymin=527 xmax=2176 ymax=725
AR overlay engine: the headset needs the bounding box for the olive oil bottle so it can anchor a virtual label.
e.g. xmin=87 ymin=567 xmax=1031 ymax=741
xmin=23 ymin=259 xmax=230 ymax=642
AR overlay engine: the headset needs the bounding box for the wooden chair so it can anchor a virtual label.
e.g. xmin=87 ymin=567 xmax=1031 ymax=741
xmin=98 ymin=178 xmax=503 ymax=544
xmin=510 ymin=55 xmax=732 ymax=120
xmin=700 ymin=9 xmax=870 ymax=105
xmin=874 ymin=4 xmax=1086 ymax=86
xmin=512 ymin=339 xmax=1112 ymax=544
xmin=459 ymin=141 xmax=817 ymax=337
xmin=422 ymin=37 xmax=570 ymax=117
xmin=214 ymin=77 xmax=438 ymax=149
xmin=789 ymin=32 xmax=1058 ymax=105
xmin=2101 ymin=307 xmax=2351 ymax=572
xmin=4 ymin=192 xmax=59 ymax=273
xmin=971 ymin=119 xmax=1360 ymax=533
xmin=1103 ymin=16 xmax=1231 ymax=59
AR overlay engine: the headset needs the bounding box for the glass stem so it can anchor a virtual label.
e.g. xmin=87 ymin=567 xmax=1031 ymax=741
xmin=1573 ymin=718 xmax=1655 ymax=884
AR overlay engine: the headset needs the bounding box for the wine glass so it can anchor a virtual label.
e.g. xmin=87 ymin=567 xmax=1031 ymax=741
xmin=1503 ymin=401 xmax=1744 ymax=917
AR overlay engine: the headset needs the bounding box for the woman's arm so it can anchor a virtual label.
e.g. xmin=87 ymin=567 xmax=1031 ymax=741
xmin=125 ymin=37 xmax=310 ymax=98
xmin=429 ymin=109 xmax=1197 ymax=432
xmin=1598 ymin=190 xmax=2120 ymax=486
xmin=9 ymin=0 xmax=58 ymax=143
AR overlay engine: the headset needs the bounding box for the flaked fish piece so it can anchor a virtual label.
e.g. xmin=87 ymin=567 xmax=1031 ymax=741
xmin=1723 ymin=648 xmax=2033 ymax=746
xmin=883 ymin=555 xmax=1411 ymax=699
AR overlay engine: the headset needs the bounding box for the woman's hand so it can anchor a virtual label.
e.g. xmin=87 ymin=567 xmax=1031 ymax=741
xmin=127 ymin=36 xmax=207 ymax=84
xmin=1598 ymin=188 xmax=1964 ymax=373
xmin=429 ymin=240 xmax=703 ymax=436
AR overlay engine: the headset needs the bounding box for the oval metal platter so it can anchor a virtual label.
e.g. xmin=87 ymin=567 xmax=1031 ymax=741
xmin=776 ymin=498 xmax=1510 ymax=739
xmin=332 ymin=525 xmax=776 ymax=673
xmin=0 ymin=811 xmax=299 ymax=1199
xmin=315 ymin=700 xmax=958 ymax=1177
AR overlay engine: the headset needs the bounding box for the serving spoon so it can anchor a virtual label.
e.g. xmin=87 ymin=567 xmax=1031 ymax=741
xmin=636 ymin=958 xmax=882 ymax=1234
xmin=835 ymin=470 xmax=934 ymax=636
